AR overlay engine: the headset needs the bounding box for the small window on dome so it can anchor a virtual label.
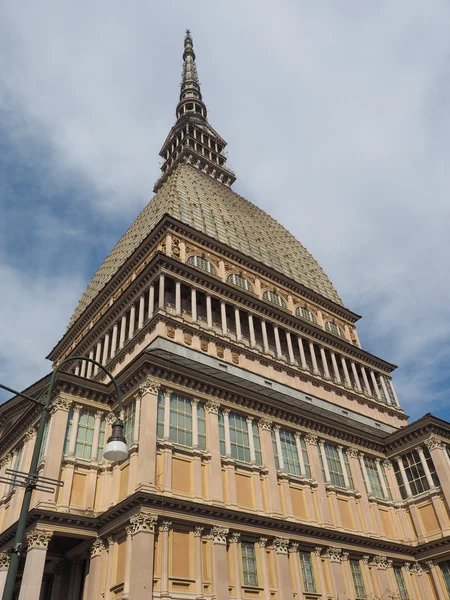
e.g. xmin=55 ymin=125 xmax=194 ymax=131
xmin=296 ymin=306 xmax=316 ymax=323
xmin=263 ymin=290 xmax=286 ymax=308
xmin=227 ymin=273 xmax=253 ymax=292
xmin=187 ymin=255 xmax=217 ymax=275
xmin=325 ymin=321 xmax=345 ymax=338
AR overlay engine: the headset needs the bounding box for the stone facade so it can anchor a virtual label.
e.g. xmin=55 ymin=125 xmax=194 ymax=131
xmin=1 ymin=30 xmax=450 ymax=600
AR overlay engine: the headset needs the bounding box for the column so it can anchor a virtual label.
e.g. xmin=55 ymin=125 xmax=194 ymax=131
xmin=0 ymin=552 xmax=10 ymax=598
xmin=159 ymin=273 xmax=165 ymax=309
xmin=273 ymin=538 xmax=293 ymax=600
xmin=248 ymin=314 xmax=256 ymax=347
xmin=388 ymin=378 xmax=400 ymax=406
xmin=122 ymin=526 xmax=133 ymax=598
xmin=148 ymin=284 xmax=155 ymax=319
xmin=247 ymin=417 xmax=256 ymax=463
xmin=133 ymin=394 xmax=141 ymax=445
xmin=94 ymin=341 xmax=102 ymax=374
xmin=91 ymin=411 xmax=103 ymax=462
xmin=258 ymin=418 xmax=282 ymax=515
xmin=375 ymin=459 xmax=389 ymax=499
xmin=294 ymin=433 xmax=306 ymax=476
xmin=350 ymin=361 xmax=363 ymax=392
xmin=274 ymin=425 xmax=285 ymax=471
xmin=18 ymin=530 xmax=53 ymax=600
xmin=273 ymin=326 xmax=282 ymax=358
xmin=159 ymin=520 xmax=172 ymax=597
xmin=360 ymin=366 xmax=372 ymax=396
xmin=371 ymin=556 xmax=393 ymax=597
xmin=297 ymin=336 xmax=307 ymax=370
xmin=313 ymin=548 xmax=328 ymax=600
xmin=223 ymin=409 xmax=232 ymax=456
xmin=258 ymin=538 xmax=271 ymax=600
xmin=307 ymin=435 xmax=332 ymax=525
xmin=102 ymin=332 xmax=110 ymax=365
xmin=128 ymin=511 xmax=158 ymax=598
xmin=288 ymin=544 xmax=305 ymax=600
xmin=338 ymin=446 xmax=350 ymax=488
xmin=309 ymin=342 xmax=320 ymax=375
xmin=67 ymin=404 xmax=82 ymax=456
xmin=235 ymin=307 xmax=242 ymax=341
xmin=119 ymin=314 xmax=127 ymax=349
xmin=104 ymin=536 xmax=116 ymax=599
xmin=128 ymin=303 xmax=136 ymax=339
xmin=370 ymin=370 xmax=382 ymax=400
xmin=74 ymin=364 xmax=80 ymax=376
xmin=191 ymin=287 xmax=197 ymax=322
xmin=426 ymin=561 xmax=447 ymax=600
xmin=220 ymin=300 xmax=228 ymax=335
xmin=210 ymin=527 xmax=229 ymax=600
xmin=347 ymin=448 xmax=376 ymax=532
xmin=318 ymin=440 xmax=331 ymax=483
xmin=138 ymin=293 xmax=146 ymax=328
xmin=80 ymin=360 xmax=87 ymax=378
xmin=341 ymin=356 xmax=352 ymax=388
xmin=205 ymin=400 xmax=224 ymax=503
xmin=425 ymin=436 xmax=450 ymax=501
xmin=261 ymin=319 xmax=269 ymax=353
xmin=324 ymin=548 xmax=346 ymax=598
xmin=330 ymin=352 xmax=341 ymax=384
xmin=319 ymin=346 xmax=331 ymax=379
xmin=192 ymin=399 xmax=199 ymax=447
xmin=136 ymin=378 xmax=160 ymax=489
xmin=416 ymin=445 xmax=436 ymax=489
xmin=395 ymin=456 xmax=413 ymax=497
xmin=175 ymin=280 xmax=181 ymax=315
xmin=194 ymin=527 xmax=204 ymax=598
xmin=285 ymin=331 xmax=295 ymax=364
xmin=206 ymin=294 xmax=213 ymax=327
xmin=86 ymin=349 xmax=94 ymax=378
xmin=110 ymin=323 xmax=118 ymax=358
xmin=229 ymin=533 xmax=243 ymax=600
xmin=359 ymin=453 xmax=372 ymax=495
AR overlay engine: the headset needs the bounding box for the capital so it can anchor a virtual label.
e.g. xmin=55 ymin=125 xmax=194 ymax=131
xmin=347 ymin=447 xmax=360 ymax=459
xmin=24 ymin=427 xmax=37 ymax=442
xmin=258 ymin=537 xmax=268 ymax=548
xmin=106 ymin=411 xmax=116 ymax=425
xmin=411 ymin=562 xmax=423 ymax=575
xmin=304 ymin=433 xmax=318 ymax=446
xmin=210 ymin=526 xmax=229 ymax=544
xmin=424 ymin=435 xmax=443 ymax=451
xmin=273 ymin=537 xmax=290 ymax=555
xmin=382 ymin=459 xmax=392 ymax=469
xmin=136 ymin=377 xmax=161 ymax=398
xmin=205 ymin=400 xmax=220 ymax=414
xmin=289 ymin=543 xmax=299 ymax=553
xmin=324 ymin=547 xmax=342 ymax=563
xmin=425 ymin=560 xmax=435 ymax=570
xmin=314 ymin=546 xmax=322 ymax=557
xmin=258 ymin=417 xmax=272 ymax=431
xmin=362 ymin=555 xmax=370 ymax=565
xmin=90 ymin=537 xmax=106 ymax=557
xmin=371 ymin=555 xmax=391 ymax=570
xmin=26 ymin=529 xmax=53 ymax=550
xmin=51 ymin=396 xmax=72 ymax=413
xmin=0 ymin=552 xmax=10 ymax=569
xmin=229 ymin=532 xmax=241 ymax=544
xmin=129 ymin=511 xmax=158 ymax=534
xmin=194 ymin=526 xmax=204 ymax=537
xmin=159 ymin=520 xmax=172 ymax=533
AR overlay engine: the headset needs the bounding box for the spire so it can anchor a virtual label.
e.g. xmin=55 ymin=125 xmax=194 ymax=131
xmin=154 ymin=30 xmax=236 ymax=192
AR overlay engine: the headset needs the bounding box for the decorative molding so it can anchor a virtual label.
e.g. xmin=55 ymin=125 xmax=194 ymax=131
xmin=410 ymin=562 xmax=423 ymax=575
xmin=305 ymin=433 xmax=318 ymax=446
xmin=159 ymin=520 xmax=172 ymax=533
xmin=24 ymin=427 xmax=36 ymax=442
xmin=26 ymin=529 xmax=53 ymax=550
xmin=258 ymin=537 xmax=268 ymax=548
xmin=0 ymin=453 xmax=11 ymax=468
xmin=425 ymin=560 xmax=435 ymax=570
xmin=136 ymin=378 xmax=160 ymax=398
xmin=273 ymin=537 xmax=289 ymax=555
xmin=362 ymin=555 xmax=370 ymax=565
xmin=194 ymin=526 xmax=204 ymax=538
xmin=90 ymin=537 xmax=106 ymax=558
xmin=289 ymin=543 xmax=299 ymax=553
xmin=210 ymin=526 xmax=229 ymax=544
xmin=424 ymin=436 xmax=443 ymax=451
xmin=229 ymin=532 xmax=241 ymax=544
xmin=382 ymin=459 xmax=392 ymax=470
xmin=371 ymin=555 xmax=392 ymax=570
xmin=73 ymin=404 xmax=83 ymax=414
xmin=106 ymin=412 xmax=116 ymax=425
xmin=205 ymin=400 xmax=220 ymax=414
xmin=341 ymin=552 xmax=349 ymax=561
xmin=258 ymin=417 xmax=272 ymax=431
xmin=314 ymin=547 xmax=322 ymax=557
xmin=347 ymin=447 xmax=360 ymax=459
xmin=129 ymin=511 xmax=158 ymax=534
xmin=0 ymin=552 xmax=10 ymax=569
xmin=324 ymin=547 xmax=342 ymax=563
xmin=51 ymin=397 xmax=72 ymax=413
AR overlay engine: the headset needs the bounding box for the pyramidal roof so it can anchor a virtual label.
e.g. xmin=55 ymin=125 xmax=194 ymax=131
xmin=67 ymin=32 xmax=342 ymax=329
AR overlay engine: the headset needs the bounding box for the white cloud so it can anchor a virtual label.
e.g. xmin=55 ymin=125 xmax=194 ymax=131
xmin=0 ymin=1 xmax=449 ymax=419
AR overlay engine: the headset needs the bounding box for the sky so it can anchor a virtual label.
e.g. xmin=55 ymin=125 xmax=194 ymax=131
xmin=0 ymin=1 xmax=450 ymax=421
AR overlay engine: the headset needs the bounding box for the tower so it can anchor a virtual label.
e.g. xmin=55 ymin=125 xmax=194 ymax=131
xmin=1 ymin=30 xmax=450 ymax=600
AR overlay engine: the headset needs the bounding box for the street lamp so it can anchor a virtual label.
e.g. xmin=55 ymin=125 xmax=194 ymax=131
xmin=0 ymin=356 xmax=128 ymax=600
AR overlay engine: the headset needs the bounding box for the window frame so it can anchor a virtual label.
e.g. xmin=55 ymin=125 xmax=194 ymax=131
xmin=241 ymin=541 xmax=258 ymax=587
xmin=263 ymin=290 xmax=286 ymax=308
xmin=187 ymin=255 xmax=217 ymax=275
xmin=227 ymin=272 xmax=253 ymax=292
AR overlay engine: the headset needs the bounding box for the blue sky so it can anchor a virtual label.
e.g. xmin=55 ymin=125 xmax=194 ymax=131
xmin=1 ymin=1 xmax=450 ymax=422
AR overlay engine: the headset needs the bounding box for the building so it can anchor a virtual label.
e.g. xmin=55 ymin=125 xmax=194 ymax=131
xmin=1 ymin=29 xmax=450 ymax=600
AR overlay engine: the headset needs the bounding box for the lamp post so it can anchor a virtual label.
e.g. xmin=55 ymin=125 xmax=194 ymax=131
xmin=0 ymin=356 xmax=128 ymax=600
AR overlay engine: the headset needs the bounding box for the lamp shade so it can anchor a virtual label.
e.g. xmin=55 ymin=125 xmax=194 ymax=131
xmin=103 ymin=419 xmax=129 ymax=462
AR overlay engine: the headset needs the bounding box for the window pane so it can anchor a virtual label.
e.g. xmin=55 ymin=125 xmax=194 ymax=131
xmin=394 ymin=567 xmax=409 ymax=600
xmin=350 ymin=560 xmax=366 ymax=598
xmin=241 ymin=542 xmax=258 ymax=586
xmin=299 ymin=552 xmax=316 ymax=593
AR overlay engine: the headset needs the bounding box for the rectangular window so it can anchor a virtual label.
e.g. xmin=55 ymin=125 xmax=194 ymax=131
xmin=63 ymin=407 xmax=73 ymax=455
xmin=272 ymin=429 xmax=311 ymax=478
xmin=8 ymin=445 xmax=23 ymax=491
xmin=157 ymin=391 xmax=165 ymax=439
xmin=97 ymin=416 xmax=106 ymax=461
xmin=39 ymin=419 xmax=50 ymax=463
xmin=157 ymin=392 xmax=206 ymax=450
xmin=393 ymin=567 xmax=409 ymax=600
xmin=299 ymin=552 xmax=316 ymax=593
xmin=321 ymin=443 xmax=353 ymax=488
xmin=393 ymin=449 xmax=439 ymax=499
xmin=75 ymin=410 xmax=96 ymax=460
xmin=440 ymin=561 xmax=450 ymax=595
xmin=241 ymin=542 xmax=258 ymax=586
xmin=123 ymin=401 xmax=136 ymax=447
xmin=350 ymin=560 xmax=367 ymax=599
xmin=382 ymin=376 xmax=397 ymax=405
xmin=363 ymin=456 xmax=391 ymax=499
xmin=219 ymin=410 xmax=262 ymax=465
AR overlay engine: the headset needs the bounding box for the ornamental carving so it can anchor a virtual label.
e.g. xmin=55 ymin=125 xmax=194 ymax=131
xmin=410 ymin=562 xmax=423 ymax=575
xmin=425 ymin=560 xmax=435 ymax=569
xmin=200 ymin=338 xmax=209 ymax=352
xmin=424 ymin=436 xmax=443 ymax=451
xmin=341 ymin=552 xmax=349 ymax=561
xmin=258 ymin=537 xmax=268 ymax=548
xmin=51 ymin=397 xmax=72 ymax=413
xmin=166 ymin=325 xmax=175 ymax=339
xmin=362 ymin=555 xmax=370 ymax=565
xmin=210 ymin=526 xmax=229 ymax=544
xmin=106 ymin=412 xmax=116 ymax=425
xmin=172 ymin=238 xmax=181 ymax=258
xmin=136 ymin=378 xmax=160 ymax=397
xmin=403 ymin=562 xmax=410 ymax=572
xmin=347 ymin=447 xmax=360 ymax=459
xmin=0 ymin=453 xmax=11 ymax=468
xmin=216 ymin=345 xmax=225 ymax=358
xmin=273 ymin=537 xmax=289 ymax=555
xmin=305 ymin=433 xmax=318 ymax=446
xmin=231 ymin=352 xmax=239 ymax=365
xmin=382 ymin=459 xmax=392 ymax=470
xmin=24 ymin=427 xmax=36 ymax=442
xmin=289 ymin=543 xmax=299 ymax=553
xmin=26 ymin=530 xmax=53 ymax=550
xmin=159 ymin=521 xmax=172 ymax=533
xmin=372 ymin=555 xmax=392 ymax=570
xmin=184 ymin=332 xmax=192 ymax=346
xmin=0 ymin=552 xmax=10 ymax=569
xmin=73 ymin=404 xmax=83 ymax=414
xmin=205 ymin=400 xmax=220 ymax=414
xmin=194 ymin=527 xmax=204 ymax=537
xmin=229 ymin=532 xmax=241 ymax=544
xmin=258 ymin=417 xmax=272 ymax=431
xmin=129 ymin=512 xmax=158 ymax=534
xmin=314 ymin=547 xmax=322 ymax=557
xmin=324 ymin=547 xmax=342 ymax=563
xmin=90 ymin=538 xmax=106 ymax=558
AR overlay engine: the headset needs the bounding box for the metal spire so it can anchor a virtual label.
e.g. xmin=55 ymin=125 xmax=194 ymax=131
xmin=177 ymin=30 xmax=207 ymax=119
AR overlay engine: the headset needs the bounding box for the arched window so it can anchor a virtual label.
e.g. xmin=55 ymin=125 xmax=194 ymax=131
xmin=263 ymin=290 xmax=286 ymax=308
xmin=296 ymin=306 xmax=316 ymax=323
xmin=325 ymin=321 xmax=345 ymax=338
xmin=187 ymin=255 xmax=217 ymax=275
xmin=227 ymin=273 xmax=253 ymax=292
